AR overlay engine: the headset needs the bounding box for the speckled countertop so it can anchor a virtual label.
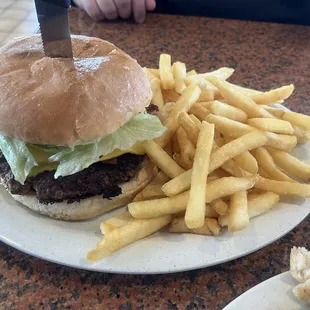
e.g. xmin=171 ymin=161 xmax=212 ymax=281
xmin=0 ymin=8 xmax=310 ymax=310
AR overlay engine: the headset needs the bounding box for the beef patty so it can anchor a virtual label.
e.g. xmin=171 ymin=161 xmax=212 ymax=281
xmin=0 ymin=152 xmax=144 ymax=204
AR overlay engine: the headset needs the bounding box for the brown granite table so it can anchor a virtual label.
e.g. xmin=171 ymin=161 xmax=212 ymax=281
xmin=1 ymin=8 xmax=310 ymax=310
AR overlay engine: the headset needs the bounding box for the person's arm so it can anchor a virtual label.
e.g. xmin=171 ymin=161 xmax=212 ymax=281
xmin=73 ymin=0 xmax=156 ymax=23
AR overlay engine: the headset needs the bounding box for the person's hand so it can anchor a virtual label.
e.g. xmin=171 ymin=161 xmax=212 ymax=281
xmin=74 ymin=0 xmax=156 ymax=23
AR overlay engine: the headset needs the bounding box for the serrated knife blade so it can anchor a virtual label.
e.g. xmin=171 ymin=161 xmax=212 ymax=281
xmin=34 ymin=0 xmax=73 ymax=58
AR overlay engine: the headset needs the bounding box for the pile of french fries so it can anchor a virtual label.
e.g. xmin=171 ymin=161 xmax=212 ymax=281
xmin=86 ymin=54 xmax=310 ymax=262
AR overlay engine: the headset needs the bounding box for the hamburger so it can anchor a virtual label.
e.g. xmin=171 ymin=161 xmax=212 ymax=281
xmin=0 ymin=35 xmax=166 ymax=220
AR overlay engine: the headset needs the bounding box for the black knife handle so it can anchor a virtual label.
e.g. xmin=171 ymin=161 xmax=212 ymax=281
xmin=43 ymin=0 xmax=71 ymax=9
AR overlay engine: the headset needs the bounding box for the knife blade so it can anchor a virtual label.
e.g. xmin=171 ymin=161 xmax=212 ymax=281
xmin=34 ymin=0 xmax=73 ymax=58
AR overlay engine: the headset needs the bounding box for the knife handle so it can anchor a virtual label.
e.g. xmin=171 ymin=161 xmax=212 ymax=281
xmin=44 ymin=0 xmax=71 ymax=8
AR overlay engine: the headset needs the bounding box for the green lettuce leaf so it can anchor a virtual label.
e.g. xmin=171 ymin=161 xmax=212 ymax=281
xmin=0 ymin=136 xmax=37 ymax=184
xmin=50 ymin=113 xmax=166 ymax=178
xmin=0 ymin=113 xmax=166 ymax=183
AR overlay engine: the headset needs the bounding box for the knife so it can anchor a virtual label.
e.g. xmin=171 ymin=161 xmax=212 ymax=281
xmin=34 ymin=0 xmax=73 ymax=58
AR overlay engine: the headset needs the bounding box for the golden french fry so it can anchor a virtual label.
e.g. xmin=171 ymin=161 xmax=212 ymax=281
xmin=254 ymin=177 xmax=310 ymax=197
xmin=87 ymin=215 xmax=172 ymax=262
xmin=188 ymin=105 xmax=210 ymax=121
xmin=132 ymin=176 xmax=257 ymax=219
xmin=234 ymin=151 xmax=258 ymax=174
xmin=230 ymin=84 xmax=262 ymax=97
xmin=282 ymin=111 xmax=310 ymax=130
xmin=198 ymin=89 xmax=215 ymax=102
xmin=247 ymin=118 xmax=294 ymax=135
xmin=152 ymin=171 xmax=170 ymax=184
xmin=211 ymin=199 xmax=229 ymax=216
xmin=292 ymin=125 xmax=310 ymax=144
xmin=171 ymin=133 xmax=181 ymax=154
xmin=178 ymin=112 xmax=200 ymax=145
xmin=219 ymin=192 xmax=280 ymax=227
xmin=207 ymin=77 xmax=273 ymax=118
xmin=176 ymin=127 xmax=196 ymax=160
xmin=261 ymin=105 xmax=285 ymax=118
xmin=173 ymin=153 xmax=193 ymax=170
xmin=228 ymin=191 xmax=249 ymax=232
xmin=205 ymin=218 xmax=221 ymax=236
xmin=200 ymin=67 xmax=235 ymax=80
xmin=162 ymin=133 xmax=263 ymax=196
xmin=252 ymin=147 xmax=296 ymax=182
xmin=189 ymin=114 xmax=202 ymax=127
xmin=206 ymin=114 xmax=297 ymax=151
xmin=198 ymin=101 xmax=214 ymax=109
xmin=187 ymin=70 xmax=197 ymax=77
xmin=205 ymin=204 xmax=220 ymax=218
xmin=173 ymin=61 xmax=187 ymax=94
xmin=159 ymin=54 xmax=174 ymax=90
xmin=144 ymin=68 xmax=158 ymax=81
xmin=150 ymin=78 xmax=164 ymax=109
xmin=266 ymin=148 xmax=310 ymax=182
xmin=162 ymin=89 xmax=181 ymax=103
xmin=258 ymin=167 xmax=270 ymax=178
xmin=252 ymin=85 xmax=294 ymax=105
xmin=211 ymin=100 xmax=248 ymax=123
xmin=142 ymin=140 xmax=185 ymax=178
xmin=155 ymin=85 xmax=201 ymax=147
xmin=100 ymin=211 xmax=134 ymax=234
xmin=185 ymin=122 xmax=214 ymax=229
xmin=169 ymin=217 xmax=213 ymax=235
xmin=138 ymin=184 xmax=166 ymax=201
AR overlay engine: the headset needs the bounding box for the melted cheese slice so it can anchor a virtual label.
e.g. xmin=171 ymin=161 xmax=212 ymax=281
xmin=28 ymin=143 xmax=145 ymax=177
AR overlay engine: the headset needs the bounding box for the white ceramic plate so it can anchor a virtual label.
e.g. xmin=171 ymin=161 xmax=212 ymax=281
xmin=224 ymin=271 xmax=307 ymax=310
xmin=0 ymin=105 xmax=309 ymax=274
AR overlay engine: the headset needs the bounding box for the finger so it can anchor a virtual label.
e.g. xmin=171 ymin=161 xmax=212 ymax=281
xmin=133 ymin=0 xmax=146 ymax=23
xmin=114 ymin=0 xmax=132 ymax=19
xmin=96 ymin=0 xmax=118 ymax=20
xmin=145 ymin=0 xmax=155 ymax=11
xmin=79 ymin=0 xmax=104 ymax=21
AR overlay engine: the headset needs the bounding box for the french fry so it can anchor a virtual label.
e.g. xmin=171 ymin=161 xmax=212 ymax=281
xmin=258 ymin=167 xmax=270 ymax=178
xmin=282 ymin=111 xmax=310 ymax=130
xmin=228 ymin=191 xmax=249 ymax=232
xmin=199 ymin=101 xmax=214 ymax=109
xmin=173 ymin=153 xmax=193 ymax=170
xmin=234 ymin=151 xmax=258 ymax=174
xmin=178 ymin=112 xmax=200 ymax=145
xmin=247 ymin=118 xmax=294 ymax=135
xmin=100 ymin=211 xmax=134 ymax=234
xmin=189 ymin=114 xmax=202 ymax=127
xmin=188 ymin=105 xmax=210 ymax=121
xmin=169 ymin=217 xmax=213 ymax=235
xmin=219 ymin=192 xmax=280 ymax=227
xmin=176 ymin=127 xmax=196 ymax=160
xmin=144 ymin=68 xmax=158 ymax=81
xmin=131 ymin=176 xmax=257 ymax=219
xmin=173 ymin=61 xmax=187 ymax=94
xmin=136 ymin=184 xmax=166 ymax=201
xmin=87 ymin=215 xmax=172 ymax=262
xmin=200 ymin=67 xmax=234 ymax=80
xmin=171 ymin=133 xmax=181 ymax=154
xmin=205 ymin=218 xmax=221 ymax=236
xmin=267 ymin=148 xmax=310 ymax=182
xmin=211 ymin=100 xmax=248 ymax=123
xmin=252 ymin=147 xmax=296 ymax=182
xmin=162 ymin=89 xmax=181 ymax=103
xmin=159 ymin=54 xmax=174 ymax=89
xmin=146 ymin=68 xmax=160 ymax=78
xmin=187 ymin=70 xmax=197 ymax=77
xmin=254 ymin=177 xmax=310 ymax=197
xmin=207 ymin=77 xmax=273 ymax=118
xmin=292 ymin=125 xmax=310 ymax=144
xmin=205 ymin=204 xmax=220 ymax=218
xmin=150 ymin=78 xmax=164 ymax=109
xmin=198 ymin=89 xmax=215 ymax=102
xmin=155 ymin=85 xmax=201 ymax=147
xmin=261 ymin=105 xmax=285 ymax=118
xmin=162 ymin=133 xmax=263 ymax=196
xmin=206 ymin=114 xmax=297 ymax=151
xmin=185 ymin=122 xmax=214 ymax=229
xmin=211 ymin=199 xmax=229 ymax=216
xmin=252 ymin=85 xmax=294 ymax=105
xmin=142 ymin=140 xmax=185 ymax=178
xmin=230 ymin=84 xmax=262 ymax=97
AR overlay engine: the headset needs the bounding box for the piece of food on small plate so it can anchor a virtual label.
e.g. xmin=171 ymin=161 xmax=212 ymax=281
xmin=0 ymin=35 xmax=167 ymax=220
xmin=290 ymin=247 xmax=310 ymax=306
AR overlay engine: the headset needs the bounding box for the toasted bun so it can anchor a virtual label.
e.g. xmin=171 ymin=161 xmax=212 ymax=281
xmin=0 ymin=35 xmax=152 ymax=145
xmin=1 ymin=159 xmax=156 ymax=221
